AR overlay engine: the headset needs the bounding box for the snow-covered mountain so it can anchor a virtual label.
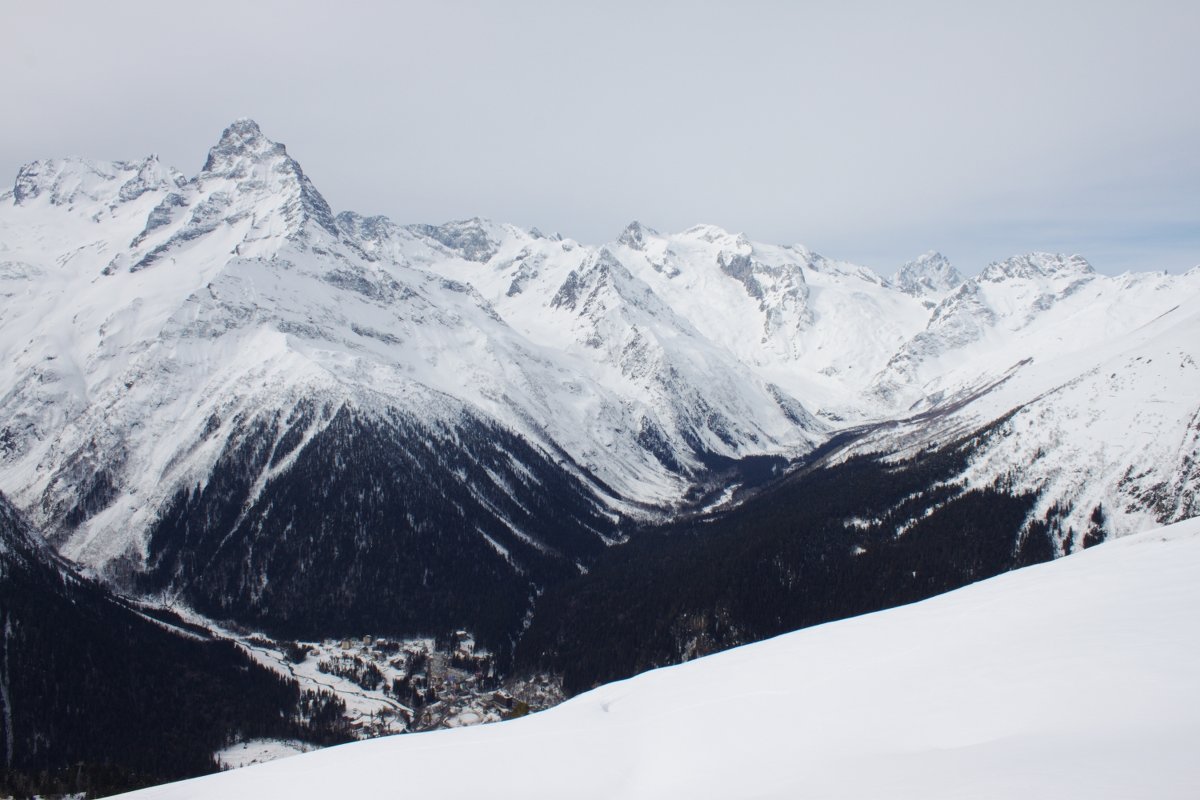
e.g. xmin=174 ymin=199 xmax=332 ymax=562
xmin=115 ymin=516 xmax=1200 ymax=800
xmin=853 ymin=260 xmax=1200 ymax=543
xmin=1 ymin=119 xmax=1197 ymax=649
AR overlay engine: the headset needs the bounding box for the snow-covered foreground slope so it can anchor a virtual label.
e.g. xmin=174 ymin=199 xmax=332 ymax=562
xmin=122 ymin=516 xmax=1200 ymax=800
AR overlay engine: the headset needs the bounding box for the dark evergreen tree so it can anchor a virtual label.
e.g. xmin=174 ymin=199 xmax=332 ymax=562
xmin=1083 ymin=504 xmax=1107 ymax=548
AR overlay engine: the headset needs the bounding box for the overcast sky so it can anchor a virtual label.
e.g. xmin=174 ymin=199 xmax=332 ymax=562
xmin=3 ymin=0 xmax=1198 ymax=275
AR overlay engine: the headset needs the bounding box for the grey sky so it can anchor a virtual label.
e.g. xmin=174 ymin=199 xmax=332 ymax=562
xmin=3 ymin=0 xmax=1198 ymax=275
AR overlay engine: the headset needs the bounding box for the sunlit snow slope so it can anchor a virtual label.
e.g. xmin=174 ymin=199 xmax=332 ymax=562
xmin=121 ymin=516 xmax=1200 ymax=800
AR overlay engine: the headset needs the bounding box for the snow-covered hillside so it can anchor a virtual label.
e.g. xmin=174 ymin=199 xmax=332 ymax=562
xmin=843 ymin=289 xmax=1200 ymax=544
xmin=118 ymin=516 xmax=1200 ymax=800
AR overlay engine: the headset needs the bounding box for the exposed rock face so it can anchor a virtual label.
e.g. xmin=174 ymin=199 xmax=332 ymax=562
xmin=894 ymin=250 xmax=963 ymax=296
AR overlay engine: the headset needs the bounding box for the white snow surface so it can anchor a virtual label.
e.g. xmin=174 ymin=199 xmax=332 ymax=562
xmin=118 ymin=515 xmax=1200 ymax=799
xmin=214 ymin=739 xmax=316 ymax=771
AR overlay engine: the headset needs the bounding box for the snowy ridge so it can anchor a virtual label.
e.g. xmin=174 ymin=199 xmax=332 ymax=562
xmin=117 ymin=516 xmax=1200 ymax=800
xmin=868 ymin=254 xmax=1200 ymax=411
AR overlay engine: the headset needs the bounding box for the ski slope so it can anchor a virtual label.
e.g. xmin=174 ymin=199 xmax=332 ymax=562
xmin=119 ymin=516 xmax=1200 ymax=799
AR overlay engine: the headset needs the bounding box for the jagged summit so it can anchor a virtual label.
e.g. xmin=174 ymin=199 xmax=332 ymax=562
xmin=192 ymin=118 xmax=338 ymax=236
xmin=894 ymin=251 xmax=963 ymax=296
xmin=981 ymin=252 xmax=1094 ymax=282
xmin=409 ymin=217 xmax=507 ymax=262
xmin=617 ymin=220 xmax=658 ymax=249
xmin=201 ymin=118 xmax=289 ymax=176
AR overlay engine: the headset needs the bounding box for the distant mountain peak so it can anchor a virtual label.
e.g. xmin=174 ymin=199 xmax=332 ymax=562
xmin=198 ymin=118 xmax=337 ymax=235
xmin=981 ymin=252 xmax=1094 ymax=282
xmin=202 ymin=118 xmax=291 ymax=177
xmin=12 ymin=155 xmax=184 ymax=209
xmin=894 ymin=251 xmax=962 ymax=296
xmin=411 ymin=217 xmax=504 ymax=262
xmin=682 ymin=223 xmax=738 ymax=243
xmin=618 ymin=220 xmax=658 ymax=249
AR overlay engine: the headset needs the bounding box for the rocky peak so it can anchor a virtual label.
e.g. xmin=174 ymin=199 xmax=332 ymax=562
xmin=618 ymin=220 xmax=657 ymax=250
xmin=198 ymin=118 xmax=337 ymax=235
xmin=13 ymin=159 xmax=83 ymax=205
xmin=981 ymin=252 xmax=1094 ymax=283
xmin=410 ymin=218 xmax=502 ymax=263
xmin=201 ymin=119 xmax=286 ymax=177
xmin=117 ymin=154 xmax=186 ymax=203
xmin=337 ymin=211 xmax=398 ymax=243
xmin=894 ymin=251 xmax=962 ymax=296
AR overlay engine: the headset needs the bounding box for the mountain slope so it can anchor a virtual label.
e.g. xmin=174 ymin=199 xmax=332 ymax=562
xmin=117 ymin=516 xmax=1200 ymax=800
xmin=869 ymin=254 xmax=1200 ymax=411
xmin=850 ymin=291 xmax=1200 ymax=541
xmin=517 ymin=417 xmax=1052 ymax=691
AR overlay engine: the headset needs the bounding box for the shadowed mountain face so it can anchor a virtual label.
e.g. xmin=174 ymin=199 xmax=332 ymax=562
xmin=139 ymin=400 xmax=623 ymax=654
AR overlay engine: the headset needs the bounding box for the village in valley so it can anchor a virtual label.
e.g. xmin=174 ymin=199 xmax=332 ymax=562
xmin=147 ymin=602 xmax=567 ymax=769
xmin=238 ymin=628 xmax=564 ymax=740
